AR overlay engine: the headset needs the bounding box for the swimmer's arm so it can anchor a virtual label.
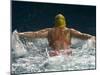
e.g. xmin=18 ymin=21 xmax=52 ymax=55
xmin=17 ymin=28 xmax=51 ymax=38
xmin=70 ymin=28 xmax=95 ymax=40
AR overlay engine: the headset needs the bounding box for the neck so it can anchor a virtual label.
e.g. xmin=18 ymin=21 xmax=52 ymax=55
xmin=55 ymin=26 xmax=66 ymax=29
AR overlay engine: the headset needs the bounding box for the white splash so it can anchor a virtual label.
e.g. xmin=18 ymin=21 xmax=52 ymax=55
xmin=12 ymin=30 xmax=28 ymax=57
xmin=11 ymin=30 xmax=96 ymax=74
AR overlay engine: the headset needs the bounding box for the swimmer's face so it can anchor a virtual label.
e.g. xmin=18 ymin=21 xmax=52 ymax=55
xmin=55 ymin=14 xmax=66 ymax=27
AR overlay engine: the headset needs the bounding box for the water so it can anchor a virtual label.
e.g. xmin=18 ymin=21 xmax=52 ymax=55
xmin=11 ymin=30 xmax=96 ymax=74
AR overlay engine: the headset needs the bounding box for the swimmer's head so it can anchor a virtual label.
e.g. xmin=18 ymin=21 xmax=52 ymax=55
xmin=55 ymin=14 xmax=67 ymax=28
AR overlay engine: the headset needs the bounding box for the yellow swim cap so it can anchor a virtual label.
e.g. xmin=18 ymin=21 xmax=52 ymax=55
xmin=55 ymin=14 xmax=66 ymax=27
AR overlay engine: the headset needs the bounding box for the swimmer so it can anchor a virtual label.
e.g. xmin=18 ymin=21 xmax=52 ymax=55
xmin=17 ymin=14 xmax=95 ymax=56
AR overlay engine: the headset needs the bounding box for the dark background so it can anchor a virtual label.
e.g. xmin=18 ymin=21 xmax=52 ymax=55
xmin=12 ymin=1 xmax=96 ymax=36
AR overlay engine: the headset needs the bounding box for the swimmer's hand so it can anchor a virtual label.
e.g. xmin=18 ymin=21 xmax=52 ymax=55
xmin=16 ymin=32 xmax=24 ymax=37
xmin=90 ymin=36 xmax=96 ymax=43
xmin=17 ymin=32 xmax=27 ymax=36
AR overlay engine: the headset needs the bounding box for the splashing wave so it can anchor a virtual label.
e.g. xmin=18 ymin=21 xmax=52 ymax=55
xmin=11 ymin=30 xmax=96 ymax=74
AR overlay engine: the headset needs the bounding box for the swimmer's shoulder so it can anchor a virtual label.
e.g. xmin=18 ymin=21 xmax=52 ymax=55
xmin=64 ymin=28 xmax=71 ymax=32
xmin=65 ymin=28 xmax=76 ymax=32
xmin=43 ymin=28 xmax=52 ymax=32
